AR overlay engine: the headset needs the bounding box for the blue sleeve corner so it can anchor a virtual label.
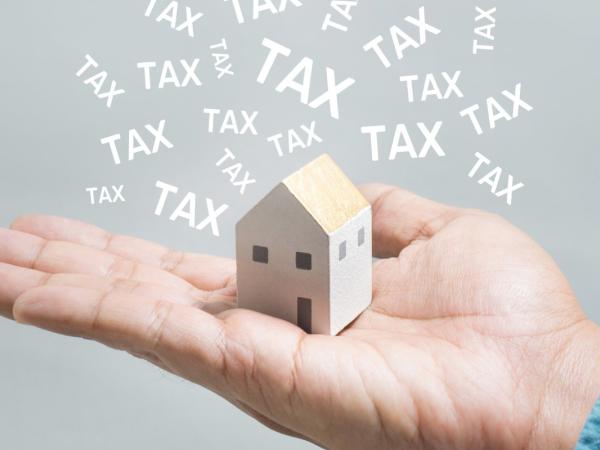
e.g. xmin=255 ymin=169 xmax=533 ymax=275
xmin=576 ymin=399 xmax=600 ymax=450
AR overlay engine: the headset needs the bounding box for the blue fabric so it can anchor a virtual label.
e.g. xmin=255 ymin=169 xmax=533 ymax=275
xmin=576 ymin=398 xmax=600 ymax=450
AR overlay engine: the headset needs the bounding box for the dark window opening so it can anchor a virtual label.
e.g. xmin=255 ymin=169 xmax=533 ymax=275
xmin=339 ymin=241 xmax=347 ymax=260
xmin=253 ymin=245 xmax=268 ymax=264
xmin=296 ymin=252 xmax=312 ymax=270
xmin=358 ymin=227 xmax=366 ymax=247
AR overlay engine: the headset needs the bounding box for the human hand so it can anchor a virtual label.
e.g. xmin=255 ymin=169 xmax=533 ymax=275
xmin=1 ymin=184 xmax=599 ymax=450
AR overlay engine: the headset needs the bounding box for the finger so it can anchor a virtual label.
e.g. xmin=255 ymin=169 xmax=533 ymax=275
xmin=13 ymin=286 xmax=217 ymax=353
xmin=11 ymin=215 xmax=235 ymax=291
xmin=358 ymin=183 xmax=463 ymax=257
xmin=12 ymin=286 xmax=300 ymax=400
xmin=0 ymin=262 xmax=46 ymax=319
xmin=0 ymin=263 xmax=235 ymax=320
xmin=0 ymin=228 xmax=200 ymax=294
xmin=12 ymin=284 xmax=361 ymax=446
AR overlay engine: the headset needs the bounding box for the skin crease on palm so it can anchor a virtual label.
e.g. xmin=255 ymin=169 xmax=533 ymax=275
xmin=0 ymin=183 xmax=599 ymax=450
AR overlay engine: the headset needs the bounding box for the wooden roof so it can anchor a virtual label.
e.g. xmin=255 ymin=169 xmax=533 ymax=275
xmin=283 ymin=154 xmax=370 ymax=233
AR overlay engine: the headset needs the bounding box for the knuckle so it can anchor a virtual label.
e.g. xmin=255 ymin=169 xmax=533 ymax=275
xmin=147 ymin=300 xmax=175 ymax=351
xmin=159 ymin=249 xmax=185 ymax=273
xmin=106 ymin=257 xmax=138 ymax=280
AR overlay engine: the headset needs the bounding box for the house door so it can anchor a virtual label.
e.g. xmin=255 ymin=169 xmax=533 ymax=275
xmin=297 ymin=297 xmax=312 ymax=334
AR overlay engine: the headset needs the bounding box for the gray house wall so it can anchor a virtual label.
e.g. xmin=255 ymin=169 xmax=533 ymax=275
xmin=236 ymin=183 xmax=331 ymax=334
xmin=329 ymin=207 xmax=373 ymax=335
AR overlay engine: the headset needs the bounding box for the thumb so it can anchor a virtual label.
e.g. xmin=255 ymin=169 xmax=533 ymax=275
xmin=359 ymin=183 xmax=463 ymax=257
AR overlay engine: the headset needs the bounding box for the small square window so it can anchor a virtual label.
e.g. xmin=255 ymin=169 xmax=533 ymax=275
xmin=296 ymin=252 xmax=312 ymax=270
xmin=358 ymin=227 xmax=366 ymax=247
xmin=253 ymin=245 xmax=268 ymax=264
xmin=339 ymin=241 xmax=347 ymax=261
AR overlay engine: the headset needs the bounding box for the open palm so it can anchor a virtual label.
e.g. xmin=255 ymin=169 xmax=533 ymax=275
xmin=1 ymin=184 xmax=599 ymax=450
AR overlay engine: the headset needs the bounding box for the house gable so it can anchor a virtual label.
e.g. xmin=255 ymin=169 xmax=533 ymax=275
xmin=236 ymin=182 xmax=327 ymax=240
xmin=236 ymin=183 xmax=331 ymax=333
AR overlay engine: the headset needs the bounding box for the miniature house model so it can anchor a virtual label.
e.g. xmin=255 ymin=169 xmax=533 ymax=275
xmin=236 ymin=154 xmax=372 ymax=335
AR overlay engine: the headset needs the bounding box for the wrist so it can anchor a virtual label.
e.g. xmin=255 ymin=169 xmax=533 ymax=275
xmin=532 ymin=319 xmax=600 ymax=450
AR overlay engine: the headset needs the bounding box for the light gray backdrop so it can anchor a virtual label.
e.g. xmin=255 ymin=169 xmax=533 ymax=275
xmin=1 ymin=1 xmax=599 ymax=449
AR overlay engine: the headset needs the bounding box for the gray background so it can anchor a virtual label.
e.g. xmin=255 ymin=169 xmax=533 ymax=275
xmin=1 ymin=1 xmax=599 ymax=449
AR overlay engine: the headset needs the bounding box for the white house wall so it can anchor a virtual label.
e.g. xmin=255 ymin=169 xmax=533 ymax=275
xmin=329 ymin=207 xmax=372 ymax=335
xmin=236 ymin=183 xmax=331 ymax=334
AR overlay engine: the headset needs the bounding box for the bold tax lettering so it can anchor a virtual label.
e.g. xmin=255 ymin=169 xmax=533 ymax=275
xmin=267 ymin=121 xmax=322 ymax=157
xmin=154 ymin=181 xmax=229 ymax=236
xmin=100 ymin=120 xmax=174 ymax=165
xmin=76 ymin=54 xmax=125 ymax=108
xmin=400 ymin=71 xmax=463 ymax=103
xmin=468 ymin=152 xmax=524 ymax=206
xmin=321 ymin=1 xmax=359 ymax=33
xmin=137 ymin=59 xmax=202 ymax=90
xmin=86 ymin=185 xmax=126 ymax=205
xmin=363 ymin=7 xmax=440 ymax=69
xmin=224 ymin=0 xmax=302 ymax=24
xmin=215 ymin=148 xmax=257 ymax=195
xmin=460 ymin=83 xmax=533 ymax=135
xmin=145 ymin=0 xmax=204 ymax=37
xmin=472 ymin=6 xmax=496 ymax=54
xmin=257 ymin=39 xmax=354 ymax=119
xmin=361 ymin=122 xmax=445 ymax=161
xmin=203 ymin=109 xmax=260 ymax=135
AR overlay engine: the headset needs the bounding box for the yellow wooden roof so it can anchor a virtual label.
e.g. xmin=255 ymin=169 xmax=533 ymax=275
xmin=283 ymin=154 xmax=370 ymax=234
